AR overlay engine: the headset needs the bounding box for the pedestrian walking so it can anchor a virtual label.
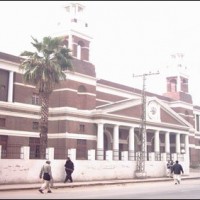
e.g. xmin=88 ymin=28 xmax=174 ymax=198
xmin=64 ymin=157 xmax=74 ymax=183
xmin=171 ymin=160 xmax=184 ymax=184
xmin=166 ymin=160 xmax=172 ymax=177
xmin=167 ymin=160 xmax=174 ymax=178
xmin=38 ymin=160 xmax=53 ymax=193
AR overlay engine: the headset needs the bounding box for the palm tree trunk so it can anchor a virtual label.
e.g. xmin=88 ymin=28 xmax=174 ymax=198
xmin=39 ymin=93 xmax=49 ymax=159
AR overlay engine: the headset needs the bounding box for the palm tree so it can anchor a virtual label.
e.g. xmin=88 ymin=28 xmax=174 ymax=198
xmin=20 ymin=36 xmax=73 ymax=159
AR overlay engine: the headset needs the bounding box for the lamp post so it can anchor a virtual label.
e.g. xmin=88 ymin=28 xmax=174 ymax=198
xmin=133 ymin=71 xmax=159 ymax=178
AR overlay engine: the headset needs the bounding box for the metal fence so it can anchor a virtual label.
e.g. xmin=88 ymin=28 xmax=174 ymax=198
xmin=1 ymin=144 xmax=22 ymax=159
xmin=0 ymin=144 xmax=181 ymax=162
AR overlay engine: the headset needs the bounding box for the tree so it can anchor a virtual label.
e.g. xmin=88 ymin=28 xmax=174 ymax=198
xmin=20 ymin=36 xmax=73 ymax=159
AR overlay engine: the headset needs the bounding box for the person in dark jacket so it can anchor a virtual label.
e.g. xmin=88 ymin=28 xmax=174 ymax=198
xmin=64 ymin=157 xmax=74 ymax=183
xmin=171 ymin=160 xmax=184 ymax=184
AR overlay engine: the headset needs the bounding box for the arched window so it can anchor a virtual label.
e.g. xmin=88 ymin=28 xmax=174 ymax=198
xmin=181 ymin=78 xmax=188 ymax=92
xmin=169 ymin=79 xmax=177 ymax=92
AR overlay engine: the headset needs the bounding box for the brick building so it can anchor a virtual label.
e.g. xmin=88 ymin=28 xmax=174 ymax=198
xmin=0 ymin=2 xmax=200 ymax=167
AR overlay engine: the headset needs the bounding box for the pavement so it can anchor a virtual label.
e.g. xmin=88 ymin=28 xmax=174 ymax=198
xmin=0 ymin=169 xmax=200 ymax=192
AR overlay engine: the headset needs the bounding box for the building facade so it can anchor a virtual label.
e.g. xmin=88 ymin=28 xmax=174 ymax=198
xmin=0 ymin=2 xmax=200 ymax=167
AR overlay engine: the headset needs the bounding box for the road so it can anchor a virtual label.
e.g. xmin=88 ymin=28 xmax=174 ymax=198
xmin=0 ymin=179 xmax=200 ymax=199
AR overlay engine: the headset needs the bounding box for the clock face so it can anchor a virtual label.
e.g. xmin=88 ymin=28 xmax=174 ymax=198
xmin=148 ymin=101 xmax=158 ymax=120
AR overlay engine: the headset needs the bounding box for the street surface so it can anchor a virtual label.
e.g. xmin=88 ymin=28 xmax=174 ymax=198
xmin=0 ymin=179 xmax=200 ymax=199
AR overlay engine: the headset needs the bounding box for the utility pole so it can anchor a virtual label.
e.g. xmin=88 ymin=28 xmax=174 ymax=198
xmin=133 ymin=71 xmax=159 ymax=178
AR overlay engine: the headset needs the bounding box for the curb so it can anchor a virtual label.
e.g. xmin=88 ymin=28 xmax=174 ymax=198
xmin=0 ymin=176 xmax=200 ymax=192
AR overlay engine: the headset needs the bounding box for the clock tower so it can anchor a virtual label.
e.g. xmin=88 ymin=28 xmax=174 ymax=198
xmin=163 ymin=53 xmax=192 ymax=104
xmin=53 ymin=2 xmax=93 ymax=64
xmin=50 ymin=2 xmax=96 ymax=110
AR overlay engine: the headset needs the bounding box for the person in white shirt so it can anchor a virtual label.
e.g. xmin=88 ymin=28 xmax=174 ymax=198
xmin=38 ymin=160 xmax=53 ymax=193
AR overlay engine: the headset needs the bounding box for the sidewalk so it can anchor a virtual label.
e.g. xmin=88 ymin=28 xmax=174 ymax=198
xmin=0 ymin=171 xmax=200 ymax=192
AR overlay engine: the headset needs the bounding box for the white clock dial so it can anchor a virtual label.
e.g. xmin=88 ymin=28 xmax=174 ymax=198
xmin=148 ymin=101 xmax=158 ymax=119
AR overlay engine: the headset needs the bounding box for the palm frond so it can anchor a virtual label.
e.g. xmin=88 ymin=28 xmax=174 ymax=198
xmin=20 ymin=51 xmax=35 ymax=57
xmin=20 ymin=35 xmax=73 ymax=94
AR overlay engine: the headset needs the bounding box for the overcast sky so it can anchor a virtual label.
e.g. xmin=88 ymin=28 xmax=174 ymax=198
xmin=1 ymin=1 xmax=200 ymax=105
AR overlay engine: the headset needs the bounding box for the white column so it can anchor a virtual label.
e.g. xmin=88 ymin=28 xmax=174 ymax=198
xmin=97 ymin=123 xmax=104 ymax=160
xmin=154 ymin=130 xmax=160 ymax=152
xmin=128 ymin=127 xmax=135 ymax=160
xmin=184 ymin=134 xmax=190 ymax=167
xmin=176 ymin=133 xmax=181 ymax=154
xmin=129 ymin=127 xmax=135 ymax=151
xmin=68 ymin=33 xmax=73 ymax=55
xmin=88 ymin=149 xmax=95 ymax=160
xmin=113 ymin=125 xmax=119 ymax=160
xmin=106 ymin=150 xmax=113 ymax=161
xmin=68 ymin=148 xmax=76 ymax=161
xmin=185 ymin=134 xmax=189 ymax=154
xmin=165 ymin=132 xmax=170 ymax=153
xmin=20 ymin=146 xmax=30 ymax=160
xmin=8 ymin=71 xmax=14 ymax=102
xmin=121 ymin=151 xmax=128 ymax=161
xmin=46 ymin=147 xmax=54 ymax=160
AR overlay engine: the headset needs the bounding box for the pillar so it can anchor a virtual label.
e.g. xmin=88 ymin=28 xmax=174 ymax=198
xmin=8 ymin=71 xmax=14 ymax=102
xmin=68 ymin=148 xmax=76 ymax=161
xmin=185 ymin=134 xmax=189 ymax=154
xmin=88 ymin=149 xmax=95 ymax=161
xmin=154 ymin=130 xmax=160 ymax=153
xmin=20 ymin=146 xmax=30 ymax=160
xmin=176 ymin=133 xmax=181 ymax=154
xmin=165 ymin=132 xmax=170 ymax=153
xmin=129 ymin=127 xmax=135 ymax=160
xmin=97 ymin=123 xmax=104 ymax=160
xmin=46 ymin=147 xmax=54 ymax=160
xmin=113 ymin=125 xmax=119 ymax=160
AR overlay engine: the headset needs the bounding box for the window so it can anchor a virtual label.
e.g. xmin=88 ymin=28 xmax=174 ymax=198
xmin=29 ymin=137 xmax=40 ymax=159
xmin=32 ymin=122 xmax=39 ymax=130
xmin=32 ymin=93 xmax=39 ymax=105
xmin=78 ymin=85 xmax=86 ymax=93
xmin=0 ymin=135 xmax=7 ymax=158
xmin=77 ymin=85 xmax=87 ymax=110
xmin=79 ymin=124 xmax=85 ymax=133
xmin=170 ymin=79 xmax=177 ymax=92
xmin=196 ymin=115 xmax=200 ymax=132
xmin=0 ymin=118 xmax=6 ymax=127
xmin=77 ymin=139 xmax=87 ymax=160
xmin=0 ymin=84 xmax=6 ymax=101
xmin=182 ymin=78 xmax=188 ymax=84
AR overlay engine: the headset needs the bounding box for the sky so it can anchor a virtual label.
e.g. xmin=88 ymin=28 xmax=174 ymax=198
xmin=1 ymin=1 xmax=200 ymax=105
